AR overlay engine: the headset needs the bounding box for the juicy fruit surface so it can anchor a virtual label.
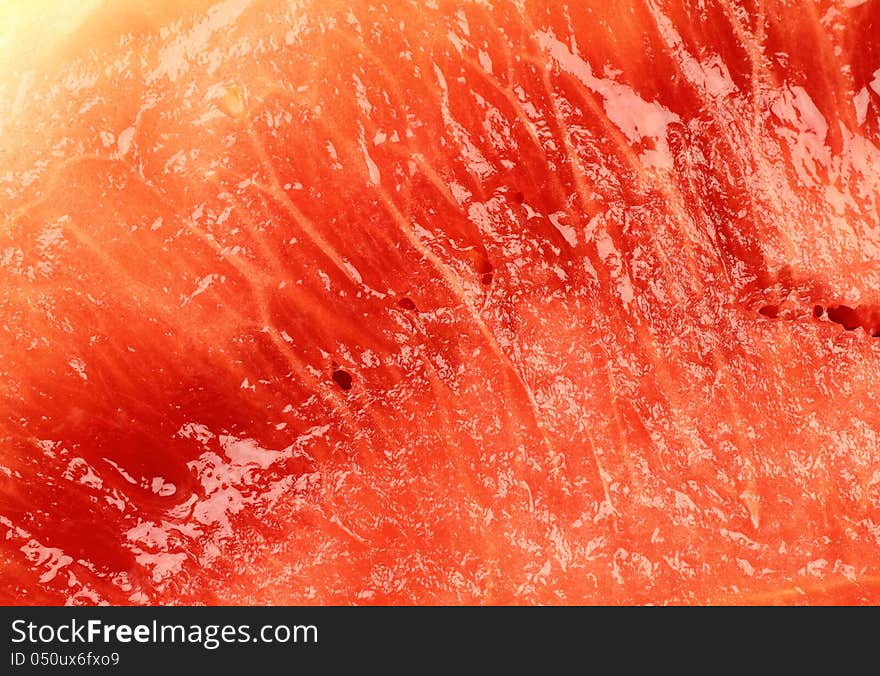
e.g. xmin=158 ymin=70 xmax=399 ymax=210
xmin=2 ymin=0 xmax=880 ymax=605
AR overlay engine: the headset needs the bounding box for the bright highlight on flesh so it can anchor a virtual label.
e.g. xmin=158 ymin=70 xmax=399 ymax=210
xmin=0 ymin=0 xmax=102 ymax=80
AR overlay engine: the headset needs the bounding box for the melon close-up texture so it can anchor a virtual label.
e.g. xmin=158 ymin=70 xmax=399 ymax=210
xmin=2 ymin=0 xmax=880 ymax=605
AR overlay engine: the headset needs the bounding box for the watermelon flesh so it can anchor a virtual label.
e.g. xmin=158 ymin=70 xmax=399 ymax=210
xmin=2 ymin=0 xmax=880 ymax=604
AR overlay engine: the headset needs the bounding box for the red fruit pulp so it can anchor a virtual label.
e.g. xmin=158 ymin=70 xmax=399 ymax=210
xmin=2 ymin=0 xmax=880 ymax=605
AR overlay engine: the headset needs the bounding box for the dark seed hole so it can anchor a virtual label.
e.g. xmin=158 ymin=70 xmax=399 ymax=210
xmin=758 ymin=304 xmax=779 ymax=318
xmin=398 ymin=297 xmax=417 ymax=311
xmin=332 ymin=369 xmax=352 ymax=391
xmin=826 ymin=304 xmax=861 ymax=331
xmin=813 ymin=305 xmax=824 ymax=318
xmin=481 ymin=272 xmax=494 ymax=286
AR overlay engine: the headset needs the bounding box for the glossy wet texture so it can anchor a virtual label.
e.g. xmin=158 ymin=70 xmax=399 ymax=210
xmin=2 ymin=0 xmax=880 ymax=604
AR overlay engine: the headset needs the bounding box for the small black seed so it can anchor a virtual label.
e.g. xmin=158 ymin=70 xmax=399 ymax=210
xmin=332 ymin=369 xmax=352 ymax=391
